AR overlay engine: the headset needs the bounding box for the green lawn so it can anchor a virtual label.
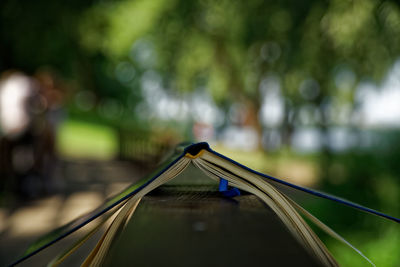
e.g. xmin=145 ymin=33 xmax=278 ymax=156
xmin=56 ymin=119 xmax=118 ymax=160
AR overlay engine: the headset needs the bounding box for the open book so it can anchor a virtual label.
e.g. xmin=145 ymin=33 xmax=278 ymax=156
xmin=10 ymin=142 xmax=400 ymax=267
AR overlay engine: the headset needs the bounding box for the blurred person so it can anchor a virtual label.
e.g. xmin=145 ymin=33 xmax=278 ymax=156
xmin=0 ymin=71 xmax=64 ymax=199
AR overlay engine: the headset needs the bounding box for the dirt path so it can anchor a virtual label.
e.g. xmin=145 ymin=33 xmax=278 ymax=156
xmin=0 ymin=159 xmax=149 ymax=266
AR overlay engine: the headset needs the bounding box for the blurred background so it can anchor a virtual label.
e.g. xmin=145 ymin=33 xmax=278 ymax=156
xmin=0 ymin=0 xmax=399 ymax=265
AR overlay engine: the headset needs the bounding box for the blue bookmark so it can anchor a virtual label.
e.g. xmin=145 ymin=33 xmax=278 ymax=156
xmin=219 ymin=178 xmax=241 ymax=197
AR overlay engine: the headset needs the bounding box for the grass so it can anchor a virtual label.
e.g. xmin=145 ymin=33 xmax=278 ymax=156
xmin=213 ymin=145 xmax=319 ymax=187
xmin=56 ymin=119 xmax=118 ymax=160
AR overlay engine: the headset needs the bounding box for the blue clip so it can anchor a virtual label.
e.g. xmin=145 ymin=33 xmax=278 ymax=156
xmin=218 ymin=178 xmax=240 ymax=197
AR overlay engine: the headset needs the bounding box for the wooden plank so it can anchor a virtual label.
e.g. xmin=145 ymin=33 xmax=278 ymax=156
xmin=104 ymin=184 xmax=322 ymax=267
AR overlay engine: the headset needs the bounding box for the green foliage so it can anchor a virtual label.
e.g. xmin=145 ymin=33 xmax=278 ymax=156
xmin=328 ymin=225 xmax=400 ymax=267
xmin=3 ymin=0 xmax=400 ymax=123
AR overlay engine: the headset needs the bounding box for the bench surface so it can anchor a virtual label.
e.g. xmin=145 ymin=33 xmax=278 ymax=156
xmin=104 ymin=179 xmax=321 ymax=267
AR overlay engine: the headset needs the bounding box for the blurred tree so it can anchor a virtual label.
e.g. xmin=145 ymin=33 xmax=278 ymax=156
xmin=2 ymin=0 xmax=400 ymax=148
xmin=0 ymin=0 xmax=142 ymax=127
xmin=74 ymin=0 xmax=400 ymax=147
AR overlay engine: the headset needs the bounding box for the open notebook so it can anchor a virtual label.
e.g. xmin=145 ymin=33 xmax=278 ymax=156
xmin=10 ymin=142 xmax=400 ymax=267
